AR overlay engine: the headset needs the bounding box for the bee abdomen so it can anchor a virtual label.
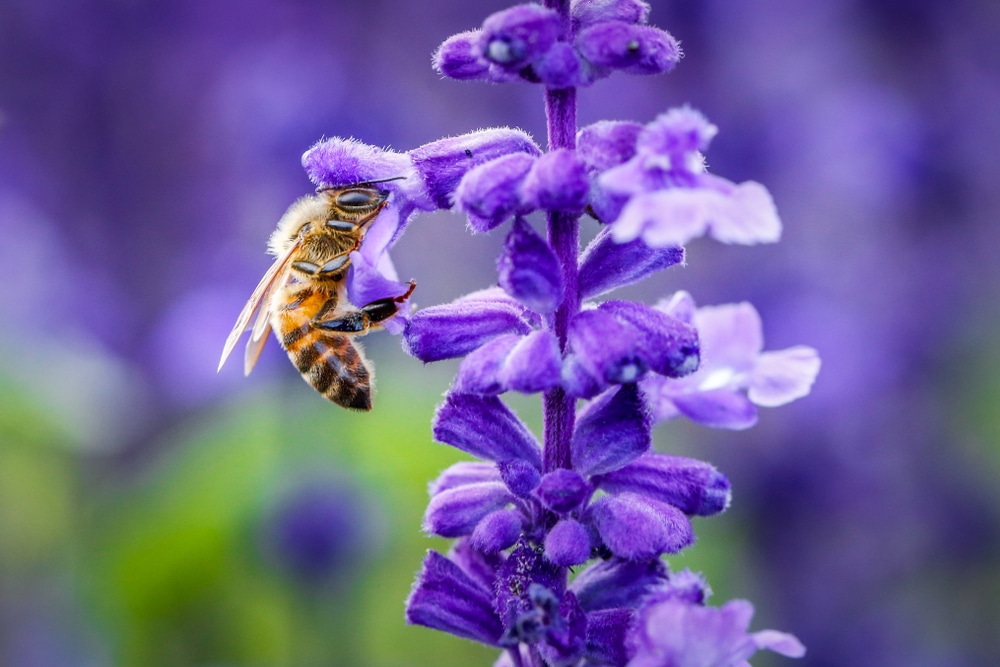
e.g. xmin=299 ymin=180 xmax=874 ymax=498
xmin=283 ymin=325 xmax=372 ymax=410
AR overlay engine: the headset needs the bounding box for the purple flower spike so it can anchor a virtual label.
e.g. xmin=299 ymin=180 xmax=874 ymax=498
xmin=571 ymin=0 xmax=650 ymax=29
xmin=406 ymin=550 xmax=503 ymax=646
xmin=627 ymin=598 xmax=805 ymax=667
xmin=498 ymin=218 xmax=565 ymax=313
xmin=423 ymin=481 xmax=514 ymax=538
xmin=593 ymin=453 xmax=732 ymax=516
xmin=434 ymin=30 xmax=491 ymax=80
xmin=520 ymin=149 xmax=589 ymax=213
xmin=410 ymin=129 xmax=541 ymax=210
xmin=457 ymin=153 xmax=537 ymax=232
xmin=589 ymin=493 xmax=694 ymax=559
xmin=434 ymin=393 xmax=543 ymax=470
xmin=404 ymin=294 xmax=533 ymax=362
xmin=642 ymin=298 xmax=820 ymax=429
xmin=471 ymin=509 xmax=524 ymax=553
xmin=578 ymin=225 xmax=684 ymax=299
xmin=481 ymin=4 xmax=562 ymax=71
xmin=544 ymin=519 xmax=592 ymax=566
xmin=535 ymin=469 xmax=592 ymax=514
xmin=571 ymin=384 xmax=651 ymax=476
xmin=576 ymin=23 xmax=681 ymax=76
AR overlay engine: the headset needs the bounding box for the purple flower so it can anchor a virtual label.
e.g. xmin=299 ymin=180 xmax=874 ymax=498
xmin=628 ymin=597 xmax=805 ymax=667
xmin=642 ymin=292 xmax=821 ymax=429
xmin=582 ymin=107 xmax=782 ymax=247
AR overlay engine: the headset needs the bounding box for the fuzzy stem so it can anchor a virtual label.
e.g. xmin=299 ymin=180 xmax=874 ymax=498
xmin=541 ymin=0 xmax=580 ymax=474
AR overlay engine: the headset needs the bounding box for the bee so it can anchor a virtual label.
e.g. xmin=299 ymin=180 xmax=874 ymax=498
xmin=218 ymin=183 xmax=415 ymax=410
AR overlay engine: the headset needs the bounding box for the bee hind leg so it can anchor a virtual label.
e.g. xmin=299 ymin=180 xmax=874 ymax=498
xmin=312 ymin=281 xmax=415 ymax=334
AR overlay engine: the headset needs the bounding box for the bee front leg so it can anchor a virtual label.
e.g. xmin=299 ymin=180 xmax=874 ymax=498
xmin=313 ymin=281 xmax=416 ymax=334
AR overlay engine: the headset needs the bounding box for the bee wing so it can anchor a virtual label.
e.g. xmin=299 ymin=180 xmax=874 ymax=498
xmin=243 ymin=300 xmax=273 ymax=376
xmin=217 ymin=239 xmax=300 ymax=373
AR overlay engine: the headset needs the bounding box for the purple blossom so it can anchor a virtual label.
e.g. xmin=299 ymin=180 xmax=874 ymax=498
xmin=641 ymin=292 xmax=821 ymax=429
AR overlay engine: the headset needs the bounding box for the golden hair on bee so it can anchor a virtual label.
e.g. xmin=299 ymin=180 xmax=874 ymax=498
xmin=219 ymin=183 xmax=415 ymax=410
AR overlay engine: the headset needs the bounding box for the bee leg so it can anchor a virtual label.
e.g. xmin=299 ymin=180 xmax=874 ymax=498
xmin=313 ymin=282 xmax=416 ymax=334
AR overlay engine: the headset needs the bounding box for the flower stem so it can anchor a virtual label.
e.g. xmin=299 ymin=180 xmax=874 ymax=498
xmin=541 ymin=61 xmax=579 ymax=472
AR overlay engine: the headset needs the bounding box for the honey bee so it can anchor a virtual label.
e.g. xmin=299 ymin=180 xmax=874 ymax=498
xmin=218 ymin=183 xmax=415 ymax=410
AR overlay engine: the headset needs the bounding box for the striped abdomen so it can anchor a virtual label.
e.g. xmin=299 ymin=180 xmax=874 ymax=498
xmin=273 ymin=281 xmax=374 ymax=410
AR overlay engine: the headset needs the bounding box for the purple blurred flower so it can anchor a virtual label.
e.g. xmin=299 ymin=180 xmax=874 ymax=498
xmin=642 ymin=292 xmax=821 ymax=429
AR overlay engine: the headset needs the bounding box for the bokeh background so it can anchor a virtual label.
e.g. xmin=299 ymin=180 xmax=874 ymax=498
xmin=2 ymin=0 xmax=999 ymax=665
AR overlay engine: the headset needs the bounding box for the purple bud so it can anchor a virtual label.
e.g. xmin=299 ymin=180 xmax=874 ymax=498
xmin=522 ymin=149 xmax=590 ymax=215
xmin=406 ymin=550 xmax=503 ymax=646
xmin=423 ymin=481 xmax=514 ymax=538
xmin=599 ymin=300 xmax=700 ymax=377
xmin=404 ymin=297 xmax=533 ymax=362
xmin=471 ymin=509 xmax=524 ymax=553
xmin=498 ymin=458 xmax=542 ymax=497
xmin=434 ymin=393 xmax=543 ymax=470
xmin=454 ymin=334 xmax=523 ymax=395
xmin=410 ymin=129 xmax=541 ymax=210
xmin=535 ymin=469 xmax=592 ymax=514
xmin=498 ymin=217 xmax=565 ymax=313
xmin=588 ymin=492 xmax=694 ymax=559
xmin=481 ymin=4 xmax=562 ymax=70
xmin=429 ymin=461 xmax=502 ymax=496
xmin=301 ymin=137 xmax=413 ymax=189
xmin=577 ymin=120 xmax=642 ymax=172
xmin=500 ymin=330 xmax=563 ymax=393
xmin=567 ymin=309 xmax=647 ymax=385
xmin=544 ymin=519 xmax=592 ymax=566
xmin=533 ymin=41 xmax=584 ymax=89
xmin=578 ymin=225 xmax=684 ymax=299
xmin=571 ymin=384 xmax=651 ymax=476
xmin=570 ymin=557 xmax=670 ymax=611
xmin=593 ymin=453 xmax=732 ymax=516
xmin=457 ymin=153 xmax=537 ymax=232
xmin=576 ymin=22 xmax=681 ymax=75
xmin=572 ymin=0 xmax=650 ymax=28
xmin=434 ymin=30 xmax=491 ymax=80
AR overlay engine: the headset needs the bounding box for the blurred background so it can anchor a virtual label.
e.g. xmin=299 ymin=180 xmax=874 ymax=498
xmin=1 ymin=0 xmax=999 ymax=665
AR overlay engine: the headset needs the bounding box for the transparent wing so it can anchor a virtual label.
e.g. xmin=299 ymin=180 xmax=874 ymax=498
xmin=243 ymin=300 xmax=273 ymax=376
xmin=217 ymin=239 xmax=300 ymax=373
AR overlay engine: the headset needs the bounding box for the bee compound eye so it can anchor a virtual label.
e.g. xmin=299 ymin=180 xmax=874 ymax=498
xmin=336 ymin=188 xmax=384 ymax=209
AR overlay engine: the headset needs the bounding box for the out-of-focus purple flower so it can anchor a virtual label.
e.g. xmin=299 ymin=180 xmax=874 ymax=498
xmin=584 ymin=107 xmax=782 ymax=247
xmin=627 ymin=597 xmax=805 ymax=667
xmin=642 ymin=292 xmax=821 ymax=429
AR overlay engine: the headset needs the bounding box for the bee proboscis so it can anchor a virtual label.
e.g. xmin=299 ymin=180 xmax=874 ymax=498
xmin=218 ymin=183 xmax=414 ymax=410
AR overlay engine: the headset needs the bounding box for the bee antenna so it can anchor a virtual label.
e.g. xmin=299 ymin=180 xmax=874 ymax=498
xmin=315 ymin=175 xmax=407 ymax=193
xmin=361 ymin=175 xmax=407 ymax=185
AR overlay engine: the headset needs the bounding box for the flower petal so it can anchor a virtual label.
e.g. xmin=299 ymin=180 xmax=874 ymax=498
xmin=585 ymin=608 xmax=634 ymax=667
xmin=429 ymin=461 xmax=503 ymax=496
xmin=578 ymin=225 xmax=684 ymax=299
xmin=301 ymin=137 xmax=413 ymax=189
xmin=589 ymin=492 xmax=694 ymax=559
xmin=434 ymin=393 xmax=543 ymax=469
xmin=481 ymin=4 xmax=562 ymax=70
xmin=592 ymin=453 xmax=731 ymax=516
xmin=520 ymin=149 xmax=589 ymax=213
xmin=497 ymin=217 xmax=564 ymax=313
xmin=410 ymin=129 xmax=542 ymax=210
xmin=577 ymin=120 xmax=643 ymax=173
xmin=749 ymin=346 xmax=821 ymax=407
xmin=423 ymin=481 xmax=514 ymax=537
xmin=567 ymin=309 xmax=647 ymax=385
xmin=434 ymin=30 xmax=491 ymax=80
xmin=576 ymin=22 xmax=680 ymax=75
xmin=404 ymin=298 xmax=533 ymax=362
xmin=669 ymin=388 xmax=759 ymax=430
xmin=471 ymin=509 xmax=524 ymax=553
xmin=454 ymin=334 xmax=523 ymax=395
xmin=406 ymin=550 xmax=503 ymax=646
xmin=572 ymin=384 xmax=651 ymax=476
xmin=570 ymin=557 xmax=669 ymax=612
xmin=457 ymin=153 xmax=537 ymax=232
xmin=544 ymin=519 xmax=592 ymax=566
xmin=599 ymin=300 xmax=701 ymax=378
xmin=500 ymin=330 xmax=563 ymax=393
